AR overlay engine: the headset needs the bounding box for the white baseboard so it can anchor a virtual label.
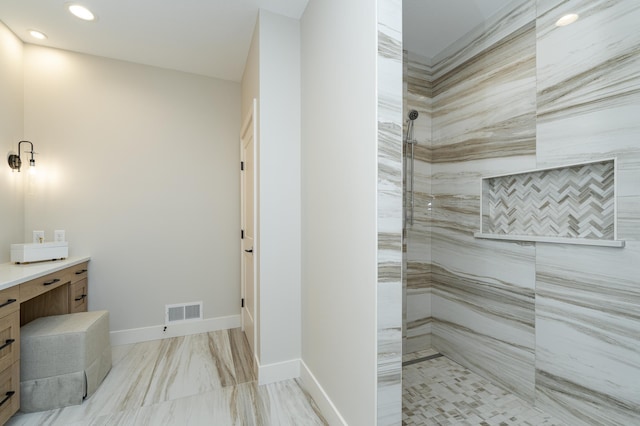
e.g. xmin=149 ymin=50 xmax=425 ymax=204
xmin=257 ymin=358 xmax=301 ymax=385
xmin=299 ymin=360 xmax=347 ymax=426
xmin=109 ymin=314 xmax=241 ymax=346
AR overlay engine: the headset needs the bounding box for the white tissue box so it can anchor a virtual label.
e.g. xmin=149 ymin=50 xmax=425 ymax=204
xmin=11 ymin=242 xmax=69 ymax=263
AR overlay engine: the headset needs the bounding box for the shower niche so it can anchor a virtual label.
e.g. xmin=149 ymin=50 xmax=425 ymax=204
xmin=474 ymin=158 xmax=625 ymax=247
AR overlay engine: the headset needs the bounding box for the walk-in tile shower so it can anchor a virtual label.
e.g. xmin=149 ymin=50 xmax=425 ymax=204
xmin=401 ymin=0 xmax=640 ymax=424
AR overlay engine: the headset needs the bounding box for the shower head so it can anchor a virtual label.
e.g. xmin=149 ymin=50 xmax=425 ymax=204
xmin=408 ymin=110 xmax=419 ymax=121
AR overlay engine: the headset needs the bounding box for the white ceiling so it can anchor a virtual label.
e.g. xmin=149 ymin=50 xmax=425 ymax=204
xmin=403 ymin=0 xmax=508 ymax=59
xmin=0 ymin=0 xmax=310 ymax=82
xmin=0 ymin=0 xmax=507 ymax=83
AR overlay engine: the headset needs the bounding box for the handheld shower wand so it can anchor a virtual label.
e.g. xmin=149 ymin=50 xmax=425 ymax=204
xmin=405 ymin=110 xmax=418 ymax=143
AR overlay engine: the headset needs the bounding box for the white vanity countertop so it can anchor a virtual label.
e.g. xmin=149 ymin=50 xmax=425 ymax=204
xmin=0 ymin=256 xmax=91 ymax=291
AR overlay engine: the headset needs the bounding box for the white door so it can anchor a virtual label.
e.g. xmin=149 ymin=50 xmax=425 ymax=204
xmin=240 ymin=99 xmax=257 ymax=357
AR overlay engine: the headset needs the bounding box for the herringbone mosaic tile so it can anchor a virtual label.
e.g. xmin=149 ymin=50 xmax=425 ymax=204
xmin=484 ymin=160 xmax=615 ymax=239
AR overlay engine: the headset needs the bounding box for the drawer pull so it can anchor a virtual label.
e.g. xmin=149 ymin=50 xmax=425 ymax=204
xmin=75 ymin=294 xmax=87 ymax=301
xmin=0 ymin=391 xmax=15 ymax=407
xmin=43 ymin=278 xmax=61 ymax=286
xmin=0 ymin=339 xmax=15 ymax=351
xmin=0 ymin=299 xmax=16 ymax=308
xmin=75 ymin=269 xmax=88 ymax=275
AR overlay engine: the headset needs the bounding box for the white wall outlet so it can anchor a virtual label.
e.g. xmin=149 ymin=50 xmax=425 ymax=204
xmin=54 ymin=230 xmax=66 ymax=242
xmin=33 ymin=230 xmax=45 ymax=244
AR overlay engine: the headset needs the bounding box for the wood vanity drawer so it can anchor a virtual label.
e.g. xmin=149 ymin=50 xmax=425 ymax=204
xmin=69 ymin=278 xmax=88 ymax=313
xmin=19 ymin=270 xmax=70 ymax=303
xmin=0 ymin=312 xmax=19 ymax=373
xmin=0 ymin=361 xmax=19 ymax=426
xmin=0 ymin=288 xmax=19 ymax=319
xmin=70 ymin=262 xmax=88 ymax=284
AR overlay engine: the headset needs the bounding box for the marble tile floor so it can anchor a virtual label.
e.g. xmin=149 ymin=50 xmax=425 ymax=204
xmin=402 ymin=349 xmax=563 ymax=426
xmin=8 ymin=329 xmax=327 ymax=426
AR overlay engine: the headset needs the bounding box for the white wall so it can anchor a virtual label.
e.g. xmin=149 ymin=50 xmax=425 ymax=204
xmin=22 ymin=45 xmax=241 ymax=333
xmin=241 ymin=18 xmax=259 ymax=121
xmin=300 ymin=0 xmax=378 ymax=424
xmin=256 ymin=10 xmax=301 ymax=370
xmin=0 ymin=21 xmax=24 ymax=262
xmin=240 ymin=11 xmax=301 ymax=376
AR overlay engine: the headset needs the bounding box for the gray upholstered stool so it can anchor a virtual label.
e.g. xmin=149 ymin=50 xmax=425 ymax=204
xmin=20 ymin=310 xmax=112 ymax=412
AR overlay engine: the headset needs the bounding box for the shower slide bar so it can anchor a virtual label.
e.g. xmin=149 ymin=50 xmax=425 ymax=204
xmin=404 ymin=110 xmax=418 ymax=226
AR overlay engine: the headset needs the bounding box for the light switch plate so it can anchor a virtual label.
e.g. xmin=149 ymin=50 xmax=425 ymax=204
xmin=54 ymin=230 xmax=66 ymax=242
xmin=33 ymin=230 xmax=45 ymax=243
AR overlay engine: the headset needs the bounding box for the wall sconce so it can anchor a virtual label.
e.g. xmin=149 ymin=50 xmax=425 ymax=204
xmin=8 ymin=140 xmax=36 ymax=172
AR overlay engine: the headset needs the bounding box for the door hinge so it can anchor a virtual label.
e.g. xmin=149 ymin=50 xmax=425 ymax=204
xmin=241 ymin=298 xmax=245 ymax=308
xmin=241 ymin=229 xmax=244 ymax=239
xmin=241 ymin=161 xmax=244 ymax=171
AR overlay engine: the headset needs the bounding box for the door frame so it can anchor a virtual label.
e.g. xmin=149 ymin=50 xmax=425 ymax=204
xmin=240 ymin=98 xmax=258 ymax=362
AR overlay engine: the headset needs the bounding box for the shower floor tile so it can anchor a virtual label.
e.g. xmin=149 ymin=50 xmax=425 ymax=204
xmin=402 ymin=351 xmax=564 ymax=425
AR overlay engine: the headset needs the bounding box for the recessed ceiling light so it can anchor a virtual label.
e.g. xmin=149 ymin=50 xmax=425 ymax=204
xmin=555 ymin=13 xmax=579 ymax=27
xmin=68 ymin=4 xmax=96 ymax=21
xmin=28 ymin=30 xmax=48 ymax=40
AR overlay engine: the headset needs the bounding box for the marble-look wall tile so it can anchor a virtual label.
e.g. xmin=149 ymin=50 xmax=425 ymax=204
xmin=432 ymin=0 xmax=534 ymax=80
xmin=535 ymin=242 xmax=640 ymax=425
xmin=403 ymin=50 xmax=433 ymax=354
xmin=535 ymin=1 xmax=640 ymax=423
xmin=377 ymin=0 xmax=403 ymax=424
xmin=431 ymin=19 xmax=536 ymax=162
xmin=405 ymin=281 xmax=432 ymax=353
xmin=406 ymin=52 xmax=432 ymax=101
xmin=431 ymin=225 xmax=537 ymax=401
xmin=405 ymin=51 xmax=433 ymax=153
xmin=536 ymin=0 xmax=640 ymax=211
xmin=432 ymin=157 xmax=535 ymax=198
xmin=404 ymin=318 xmax=432 ymax=353
xmin=429 ymin=0 xmax=538 ymax=403
xmin=617 ymin=196 xmax=640 ymax=241
xmin=536 ymin=0 xmax=640 ymax=197
xmin=431 ymin=227 xmax=536 ymax=324
xmin=536 ymin=1 xmax=640 ymax=119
